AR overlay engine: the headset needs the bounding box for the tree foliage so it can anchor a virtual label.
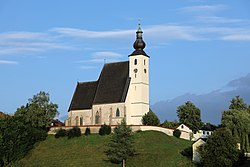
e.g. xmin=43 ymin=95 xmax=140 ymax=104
xmin=161 ymin=120 xmax=179 ymax=128
xmin=229 ymin=96 xmax=248 ymax=111
xmin=142 ymin=109 xmax=160 ymax=126
xmin=106 ymin=119 xmax=135 ymax=166
xmin=0 ymin=116 xmax=47 ymax=165
xmin=15 ymin=91 xmax=59 ymax=130
xmin=0 ymin=91 xmax=58 ymax=165
xmin=222 ymin=96 xmax=250 ymax=152
xmin=176 ymin=101 xmax=202 ymax=133
xmin=199 ymin=128 xmax=239 ymax=167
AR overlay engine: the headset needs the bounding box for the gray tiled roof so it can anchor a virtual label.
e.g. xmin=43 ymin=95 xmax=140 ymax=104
xmin=68 ymin=61 xmax=129 ymax=111
xmin=68 ymin=81 xmax=98 ymax=110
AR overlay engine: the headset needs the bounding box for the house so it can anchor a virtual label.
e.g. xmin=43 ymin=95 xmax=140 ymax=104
xmin=192 ymin=138 xmax=207 ymax=164
xmin=66 ymin=25 xmax=150 ymax=126
xmin=171 ymin=124 xmax=193 ymax=140
xmin=50 ymin=119 xmax=64 ymax=127
xmin=192 ymin=123 xmax=215 ymax=141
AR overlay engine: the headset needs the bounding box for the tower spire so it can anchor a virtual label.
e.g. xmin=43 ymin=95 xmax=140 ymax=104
xmin=129 ymin=20 xmax=149 ymax=57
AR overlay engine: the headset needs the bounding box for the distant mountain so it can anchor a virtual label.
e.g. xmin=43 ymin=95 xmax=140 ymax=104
xmin=151 ymin=73 xmax=250 ymax=125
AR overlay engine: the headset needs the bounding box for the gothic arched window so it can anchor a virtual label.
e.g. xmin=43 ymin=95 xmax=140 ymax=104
xmin=116 ymin=108 xmax=120 ymax=117
xmin=134 ymin=59 xmax=137 ymax=65
xmin=75 ymin=116 xmax=79 ymax=126
xmin=95 ymin=111 xmax=100 ymax=124
xmin=80 ymin=117 xmax=83 ymax=126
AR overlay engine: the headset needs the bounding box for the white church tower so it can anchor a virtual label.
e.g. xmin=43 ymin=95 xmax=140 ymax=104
xmin=126 ymin=24 xmax=150 ymax=125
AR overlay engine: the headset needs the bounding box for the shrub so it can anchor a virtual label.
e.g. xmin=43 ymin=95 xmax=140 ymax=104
xmin=84 ymin=127 xmax=91 ymax=136
xmin=181 ymin=146 xmax=192 ymax=159
xmin=67 ymin=127 xmax=81 ymax=139
xmin=173 ymin=129 xmax=181 ymax=138
xmin=99 ymin=124 xmax=111 ymax=135
xmin=55 ymin=129 xmax=67 ymax=138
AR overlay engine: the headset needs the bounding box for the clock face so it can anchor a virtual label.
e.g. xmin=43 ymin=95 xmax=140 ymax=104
xmin=134 ymin=69 xmax=138 ymax=73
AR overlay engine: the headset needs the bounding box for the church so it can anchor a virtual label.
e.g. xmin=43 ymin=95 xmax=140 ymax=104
xmin=66 ymin=25 xmax=150 ymax=126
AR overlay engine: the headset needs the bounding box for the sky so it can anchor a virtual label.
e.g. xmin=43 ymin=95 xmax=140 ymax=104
xmin=0 ymin=0 xmax=250 ymax=120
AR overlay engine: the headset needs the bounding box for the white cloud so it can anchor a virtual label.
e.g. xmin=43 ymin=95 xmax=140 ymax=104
xmin=196 ymin=16 xmax=244 ymax=24
xmin=0 ymin=31 xmax=73 ymax=56
xmin=0 ymin=60 xmax=18 ymax=65
xmin=51 ymin=27 xmax=134 ymax=39
xmin=79 ymin=66 xmax=97 ymax=69
xmin=92 ymin=51 xmax=123 ymax=58
xmin=221 ymin=34 xmax=250 ymax=41
xmin=178 ymin=4 xmax=227 ymax=13
xmin=1 ymin=22 xmax=250 ymax=57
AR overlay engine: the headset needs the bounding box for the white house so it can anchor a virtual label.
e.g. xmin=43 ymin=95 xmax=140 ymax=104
xmin=66 ymin=25 xmax=150 ymax=126
xmin=192 ymin=138 xmax=207 ymax=164
xmin=192 ymin=130 xmax=213 ymax=141
xmin=173 ymin=124 xmax=193 ymax=140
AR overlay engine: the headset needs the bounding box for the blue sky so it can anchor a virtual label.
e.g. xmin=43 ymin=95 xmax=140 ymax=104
xmin=0 ymin=0 xmax=250 ymax=119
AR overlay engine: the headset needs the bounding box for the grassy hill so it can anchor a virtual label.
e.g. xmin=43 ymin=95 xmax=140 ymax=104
xmin=18 ymin=131 xmax=194 ymax=167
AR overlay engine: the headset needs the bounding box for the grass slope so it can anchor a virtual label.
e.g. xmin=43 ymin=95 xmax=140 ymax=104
xmin=19 ymin=131 xmax=194 ymax=167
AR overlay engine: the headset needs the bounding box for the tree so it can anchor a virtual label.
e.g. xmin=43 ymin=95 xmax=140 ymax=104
xmin=142 ymin=109 xmax=160 ymax=126
xmin=106 ymin=119 xmax=135 ymax=167
xmin=199 ymin=128 xmax=239 ymax=167
xmin=176 ymin=101 xmax=202 ymax=133
xmin=222 ymin=96 xmax=250 ymax=152
xmin=229 ymin=96 xmax=248 ymax=110
xmin=15 ymin=91 xmax=59 ymax=130
xmin=0 ymin=116 xmax=47 ymax=165
xmin=162 ymin=120 xmax=179 ymax=128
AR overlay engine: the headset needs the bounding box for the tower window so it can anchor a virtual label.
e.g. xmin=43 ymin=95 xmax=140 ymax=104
xmin=134 ymin=59 xmax=137 ymax=65
xmin=116 ymin=108 xmax=120 ymax=117
xmin=144 ymin=59 xmax=146 ymax=65
xmin=135 ymin=74 xmax=137 ymax=78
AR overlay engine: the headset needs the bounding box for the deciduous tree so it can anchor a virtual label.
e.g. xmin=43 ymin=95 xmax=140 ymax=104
xmin=177 ymin=101 xmax=202 ymax=133
xmin=222 ymin=96 xmax=250 ymax=152
xmin=15 ymin=91 xmax=59 ymax=130
xmin=199 ymin=128 xmax=239 ymax=167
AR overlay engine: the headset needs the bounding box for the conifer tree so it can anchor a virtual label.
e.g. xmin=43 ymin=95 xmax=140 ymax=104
xmin=106 ymin=119 xmax=135 ymax=167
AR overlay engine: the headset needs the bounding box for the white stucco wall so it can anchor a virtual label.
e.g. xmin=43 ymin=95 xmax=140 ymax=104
xmin=67 ymin=109 xmax=92 ymax=126
xmin=92 ymin=103 xmax=125 ymax=125
xmin=126 ymin=54 xmax=149 ymax=125
xmin=192 ymin=139 xmax=206 ymax=164
xmin=192 ymin=130 xmax=213 ymax=141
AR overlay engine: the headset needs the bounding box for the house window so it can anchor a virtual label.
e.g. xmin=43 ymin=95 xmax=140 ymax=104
xmin=203 ymin=131 xmax=205 ymax=134
xmin=80 ymin=117 xmax=83 ymax=126
xmin=207 ymin=131 xmax=209 ymax=135
xmin=116 ymin=108 xmax=120 ymax=117
xmin=134 ymin=59 xmax=137 ymax=65
xmin=95 ymin=111 xmax=100 ymax=124
xmin=181 ymin=125 xmax=184 ymax=129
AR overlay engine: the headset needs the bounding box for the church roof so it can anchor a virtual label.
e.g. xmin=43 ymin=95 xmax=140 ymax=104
xmin=68 ymin=61 xmax=130 ymax=111
xmin=93 ymin=61 xmax=130 ymax=104
xmin=69 ymin=81 xmax=98 ymax=110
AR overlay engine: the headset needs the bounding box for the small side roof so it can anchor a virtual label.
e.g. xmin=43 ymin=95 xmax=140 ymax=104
xmin=68 ymin=81 xmax=98 ymax=110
